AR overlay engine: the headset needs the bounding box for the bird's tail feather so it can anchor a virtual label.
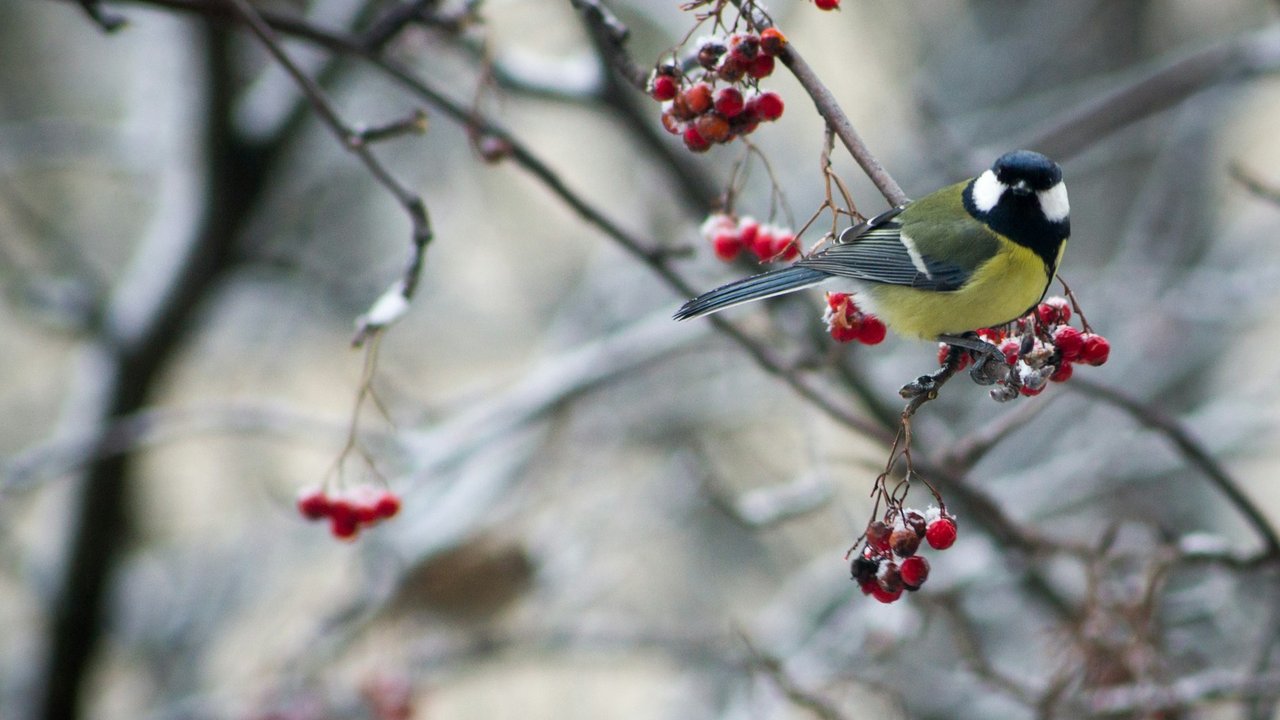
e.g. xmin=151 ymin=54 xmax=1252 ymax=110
xmin=674 ymin=266 xmax=828 ymax=320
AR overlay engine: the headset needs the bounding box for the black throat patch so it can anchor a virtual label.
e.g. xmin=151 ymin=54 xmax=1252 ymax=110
xmin=963 ymin=179 xmax=1069 ymax=277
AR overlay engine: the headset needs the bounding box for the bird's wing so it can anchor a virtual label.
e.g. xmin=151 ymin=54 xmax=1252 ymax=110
xmin=797 ymin=219 xmax=975 ymax=291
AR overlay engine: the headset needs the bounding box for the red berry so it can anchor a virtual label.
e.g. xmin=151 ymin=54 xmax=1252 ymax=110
xmin=925 ymin=517 xmax=957 ymax=550
xmin=936 ymin=343 xmax=973 ymax=371
xmin=354 ymin=500 xmax=381 ymax=523
xmin=737 ymin=219 xmax=760 ymax=250
xmin=650 ymin=74 xmax=677 ymax=101
xmin=682 ymin=82 xmax=713 ymax=115
xmin=330 ymin=512 xmax=360 ymax=540
xmin=1019 ymin=383 xmax=1045 ymax=397
xmin=827 ymin=292 xmax=852 ymax=311
xmin=728 ymin=33 xmax=759 ymax=60
xmin=751 ymin=91 xmax=784 ymax=121
xmin=748 ymin=54 xmax=776 ymax=79
xmin=830 ymin=320 xmax=860 ymax=343
xmin=890 ymin=527 xmax=920 ymax=557
xmin=1081 ymin=333 xmax=1110 ymax=366
xmin=712 ymin=233 xmax=741 ymax=261
xmin=1049 ymin=362 xmax=1073 ymax=383
xmin=374 ymin=491 xmax=401 ymax=520
xmin=770 ymin=232 xmax=798 ymax=261
xmin=659 ymin=111 xmax=681 ymax=135
xmin=1052 ymin=325 xmax=1084 ymax=361
xmin=1042 ymin=296 xmax=1072 ymax=324
xmin=695 ymin=113 xmax=731 ymax=144
xmin=697 ymin=41 xmax=726 ymax=70
xmin=858 ymin=316 xmax=887 ymax=345
xmin=760 ymin=28 xmax=788 ymax=56
xmin=899 ymin=556 xmax=930 ymax=590
xmin=877 ymin=562 xmax=904 ymax=593
xmin=296 ymin=487 xmax=330 ymax=521
xmin=714 ymin=87 xmax=745 ymax=118
xmin=682 ymin=125 xmax=710 ymax=152
xmin=716 ymin=54 xmax=746 ymax=83
xmin=751 ymin=227 xmax=777 ymax=260
xmin=851 ymin=556 xmax=879 ymax=585
xmin=998 ymin=338 xmax=1020 ymax=364
xmin=870 ymin=584 xmax=902 ymax=603
xmin=866 ymin=520 xmax=892 ymax=551
xmin=814 ymin=0 xmax=840 ymax=9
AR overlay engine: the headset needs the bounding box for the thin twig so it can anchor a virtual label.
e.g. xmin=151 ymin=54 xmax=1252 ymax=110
xmin=1230 ymin=161 xmax=1280 ymax=205
xmin=76 ymin=0 xmax=127 ymax=30
xmin=219 ymin=0 xmax=434 ymax=345
xmin=738 ymin=630 xmax=851 ymax=720
xmin=731 ymin=3 xmax=908 ymax=206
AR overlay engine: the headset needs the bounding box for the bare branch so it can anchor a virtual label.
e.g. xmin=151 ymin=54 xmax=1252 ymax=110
xmin=1230 ymin=161 xmax=1280 ymax=205
xmin=1071 ymin=377 xmax=1280 ymax=561
xmin=1079 ymin=668 xmax=1280 ymax=716
xmin=1020 ymin=24 xmax=1280 ymax=159
xmin=218 ymin=0 xmax=434 ymax=345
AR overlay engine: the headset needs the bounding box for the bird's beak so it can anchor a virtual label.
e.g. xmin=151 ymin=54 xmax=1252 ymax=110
xmin=1011 ymin=180 xmax=1032 ymax=196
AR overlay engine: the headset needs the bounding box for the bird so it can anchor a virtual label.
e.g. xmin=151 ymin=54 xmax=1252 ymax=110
xmin=674 ymin=150 xmax=1069 ymax=370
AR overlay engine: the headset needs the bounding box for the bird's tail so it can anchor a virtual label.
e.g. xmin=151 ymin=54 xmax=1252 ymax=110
xmin=674 ymin=266 xmax=828 ymax=320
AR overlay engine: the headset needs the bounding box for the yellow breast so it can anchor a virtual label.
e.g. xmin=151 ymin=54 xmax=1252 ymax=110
xmin=863 ymin=242 xmax=1054 ymax=339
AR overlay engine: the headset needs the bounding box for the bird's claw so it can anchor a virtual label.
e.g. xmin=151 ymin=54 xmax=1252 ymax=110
xmin=968 ymin=352 xmax=1011 ymax=386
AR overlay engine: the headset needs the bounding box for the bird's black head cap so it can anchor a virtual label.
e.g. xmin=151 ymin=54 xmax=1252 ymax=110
xmin=992 ymin=150 xmax=1062 ymax=193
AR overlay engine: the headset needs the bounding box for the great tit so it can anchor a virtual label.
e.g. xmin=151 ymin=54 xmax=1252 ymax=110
xmin=675 ymin=150 xmax=1070 ymax=354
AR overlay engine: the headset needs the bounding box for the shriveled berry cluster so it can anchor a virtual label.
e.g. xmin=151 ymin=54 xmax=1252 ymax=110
xmin=852 ymin=506 xmax=956 ymax=603
xmin=824 ymin=292 xmax=887 ymax=345
xmin=650 ymin=29 xmax=788 ymax=153
xmin=297 ymin=485 xmax=401 ymax=540
xmin=940 ymin=296 xmax=1111 ymax=401
xmin=700 ymin=212 xmax=798 ymax=262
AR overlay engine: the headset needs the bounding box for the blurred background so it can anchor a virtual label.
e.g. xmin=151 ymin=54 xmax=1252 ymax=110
xmin=4 ymin=0 xmax=1280 ymax=718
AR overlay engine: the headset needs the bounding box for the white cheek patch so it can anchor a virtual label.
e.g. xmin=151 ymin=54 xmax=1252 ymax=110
xmin=1037 ymin=181 xmax=1069 ymax=222
xmin=898 ymin=230 xmax=932 ymax=279
xmin=971 ymin=170 xmax=1005 ymax=213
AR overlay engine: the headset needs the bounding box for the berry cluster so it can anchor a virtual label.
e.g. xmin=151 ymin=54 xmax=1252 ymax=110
xmin=814 ymin=0 xmax=841 ymax=9
xmin=851 ymin=506 xmax=956 ymax=603
xmin=650 ymin=29 xmax=788 ymax=153
xmin=940 ymin=296 xmax=1111 ymax=401
xmin=824 ymin=292 xmax=887 ymax=345
xmin=297 ymin=485 xmax=401 ymax=540
xmin=700 ymin=212 xmax=798 ymax=262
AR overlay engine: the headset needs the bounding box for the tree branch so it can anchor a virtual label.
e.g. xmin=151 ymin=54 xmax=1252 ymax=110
xmin=1071 ymin=377 xmax=1280 ymax=561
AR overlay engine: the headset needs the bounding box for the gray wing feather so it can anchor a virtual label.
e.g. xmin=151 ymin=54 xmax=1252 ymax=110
xmin=799 ymin=223 xmax=971 ymax=291
xmin=674 ymin=266 xmax=828 ymax=320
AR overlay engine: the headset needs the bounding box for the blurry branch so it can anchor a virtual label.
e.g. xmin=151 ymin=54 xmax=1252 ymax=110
xmin=1230 ymin=161 xmax=1280 ymax=205
xmin=571 ymin=1 xmax=722 ymax=212
xmin=75 ymin=0 xmax=126 ymax=30
xmin=937 ymin=394 xmax=1057 ymax=472
xmin=928 ymin=592 xmax=1039 ymax=707
xmin=1071 ymin=377 xmax=1280 ymax=562
xmin=2 ymin=312 xmax=702 ymax=496
xmin=1 ymin=404 xmax=354 ymax=495
xmin=1021 ymin=23 xmax=1280 ymax=160
xmin=739 ymin=631 xmax=851 ymax=720
xmin=570 ymin=0 xmax=647 ymax=89
xmin=1077 ymin=668 xmax=1280 ymax=716
xmin=218 ymin=0 xmax=433 ymax=346
xmin=360 ymin=0 xmax=480 ymax=51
